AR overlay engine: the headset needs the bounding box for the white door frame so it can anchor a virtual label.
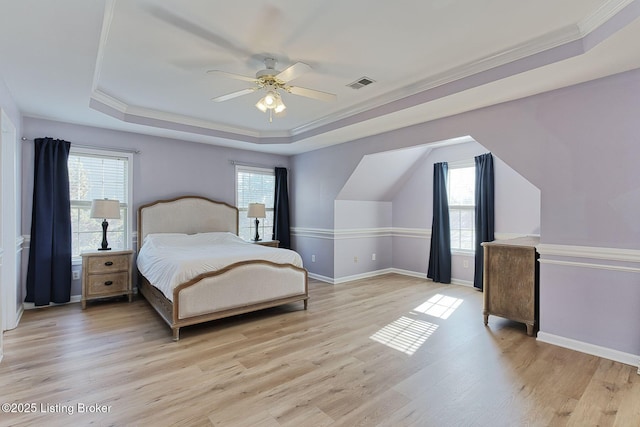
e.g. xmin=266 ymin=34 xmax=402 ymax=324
xmin=1 ymin=108 xmax=19 ymax=334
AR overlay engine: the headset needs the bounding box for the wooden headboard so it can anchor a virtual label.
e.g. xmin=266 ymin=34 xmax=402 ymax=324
xmin=137 ymin=196 xmax=239 ymax=246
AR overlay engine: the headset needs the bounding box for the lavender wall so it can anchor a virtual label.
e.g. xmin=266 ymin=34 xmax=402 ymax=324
xmin=291 ymin=68 xmax=640 ymax=358
xmin=21 ymin=117 xmax=291 ymax=297
xmin=334 ymin=201 xmax=393 ymax=279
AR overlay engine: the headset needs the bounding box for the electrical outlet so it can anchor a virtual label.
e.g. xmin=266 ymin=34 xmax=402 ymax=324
xmin=72 ymin=270 xmax=80 ymax=280
xmin=372 ymin=253 xmax=376 ymax=261
xmin=354 ymin=256 xmax=358 ymax=263
xmin=311 ymin=254 xmax=316 ymax=262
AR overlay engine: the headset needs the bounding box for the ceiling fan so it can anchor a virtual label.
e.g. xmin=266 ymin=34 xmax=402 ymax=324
xmin=208 ymin=58 xmax=336 ymax=122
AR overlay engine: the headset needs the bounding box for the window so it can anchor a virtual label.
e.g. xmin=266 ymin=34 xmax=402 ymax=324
xmin=235 ymin=166 xmax=275 ymax=241
xmin=448 ymin=164 xmax=475 ymax=251
xmin=68 ymin=147 xmax=133 ymax=258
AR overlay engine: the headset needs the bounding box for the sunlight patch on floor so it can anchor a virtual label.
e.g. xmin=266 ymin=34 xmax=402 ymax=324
xmin=413 ymin=294 xmax=463 ymax=319
xmin=369 ymin=316 xmax=438 ymax=355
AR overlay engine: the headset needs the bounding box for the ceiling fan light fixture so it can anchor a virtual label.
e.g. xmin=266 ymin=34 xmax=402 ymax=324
xmin=264 ymin=91 xmax=277 ymax=106
xmin=256 ymin=90 xmax=286 ymax=116
xmin=274 ymin=96 xmax=286 ymax=113
xmin=255 ymin=98 xmax=268 ymax=112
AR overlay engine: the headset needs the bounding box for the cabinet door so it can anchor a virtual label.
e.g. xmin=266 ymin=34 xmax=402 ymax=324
xmin=486 ymin=246 xmax=535 ymax=321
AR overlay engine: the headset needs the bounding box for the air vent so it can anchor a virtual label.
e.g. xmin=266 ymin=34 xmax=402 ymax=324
xmin=347 ymin=77 xmax=376 ymax=90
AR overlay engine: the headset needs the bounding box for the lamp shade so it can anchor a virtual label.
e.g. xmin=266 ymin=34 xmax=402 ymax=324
xmin=247 ymin=203 xmax=266 ymax=219
xmin=90 ymin=199 xmax=121 ymax=219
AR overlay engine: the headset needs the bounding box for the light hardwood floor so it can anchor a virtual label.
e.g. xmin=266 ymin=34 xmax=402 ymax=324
xmin=0 ymin=274 xmax=638 ymax=426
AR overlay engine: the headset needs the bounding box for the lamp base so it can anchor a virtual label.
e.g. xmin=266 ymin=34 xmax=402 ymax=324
xmin=98 ymin=219 xmax=111 ymax=251
xmin=253 ymin=218 xmax=261 ymax=241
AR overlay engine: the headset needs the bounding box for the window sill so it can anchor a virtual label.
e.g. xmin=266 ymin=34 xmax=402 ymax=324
xmin=451 ymin=249 xmax=475 ymax=257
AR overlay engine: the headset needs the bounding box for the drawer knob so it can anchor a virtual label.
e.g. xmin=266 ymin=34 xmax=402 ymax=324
xmin=104 ymin=261 xmax=114 ymax=266
xmin=104 ymin=281 xmax=113 ymax=286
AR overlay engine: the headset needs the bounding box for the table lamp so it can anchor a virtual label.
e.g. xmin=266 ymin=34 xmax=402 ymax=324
xmin=90 ymin=198 xmax=121 ymax=250
xmin=247 ymin=203 xmax=266 ymax=241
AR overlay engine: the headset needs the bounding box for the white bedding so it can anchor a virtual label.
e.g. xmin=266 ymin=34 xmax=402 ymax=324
xmin=137 ymin=232 xmax=304 ymax=301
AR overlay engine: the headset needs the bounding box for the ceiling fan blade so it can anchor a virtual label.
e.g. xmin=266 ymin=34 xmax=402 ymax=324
xmin=276 ymin=62 xmax=312 ymax=83
xmin=288 ymin=86 xmax=337 ymax=102
xmin=144 ymin=5 xmax=252 ymax=59
xmin=207 ymin=70 xmax=258 ymax=83
xmin=211 ymin=88 xmax=257 ymax=102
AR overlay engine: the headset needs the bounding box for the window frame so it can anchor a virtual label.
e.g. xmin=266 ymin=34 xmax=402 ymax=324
xmin=68 ymin=146 xmax=133 ymax=263
xmin=234 ymin=165 xmax=275 ymax=241
xmin=447 ymin=160 xmax=476 ymax=254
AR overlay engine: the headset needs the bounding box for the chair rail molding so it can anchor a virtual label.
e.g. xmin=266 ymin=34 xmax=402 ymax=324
xmin=291 ymin=227 xmax=431 ymax=240
xmin=537 ymin=243 xmax=640 ymax=274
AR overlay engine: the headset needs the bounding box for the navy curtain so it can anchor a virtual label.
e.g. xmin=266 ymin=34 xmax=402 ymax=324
xmin=273 ymin=167 xmax=291 ymax=249
xmin=427 ymin=162 xmax=451 ymax=283
xmin=474 ymin=153 xmax=495 ymax=290
xmin=25 ymin=138 xmax=72 ymax=306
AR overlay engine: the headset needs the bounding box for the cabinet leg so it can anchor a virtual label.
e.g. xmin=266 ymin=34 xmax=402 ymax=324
xmin=128 ymin=293 xmax=133 ymax=303
xmin=483 ymin=314 xmax=489 ymax=325
xmin=304 ymin=299 xmax=308 ymax=310
xmin=172 ymin=328 xmax=180 ymax=341
xmin=526 ymin=323 xmax=534 ymax=337
xmin=81 ymin=299 xmax=86 ymax=310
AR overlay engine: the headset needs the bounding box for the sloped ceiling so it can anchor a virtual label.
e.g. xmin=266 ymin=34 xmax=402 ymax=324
xmin=337 ymin=145 xmax=433 ymax=201
xmin=1 ymin=0 xmax=639 ymax=154
xmin=336 ymin=137 xmax=477 ymax=201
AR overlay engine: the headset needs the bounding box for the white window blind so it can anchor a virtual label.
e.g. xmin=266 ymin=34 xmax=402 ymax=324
xmin=68 ymin=148 xmax=132 ymax=257
xmin=235 ymin=166 xmax=275 ymax=241
xmin=448 ymin=165 xmax=475 ymax=251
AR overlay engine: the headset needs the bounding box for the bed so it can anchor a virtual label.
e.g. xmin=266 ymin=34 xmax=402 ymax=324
xmin=136 ymin=196 xmax=308 ymax=340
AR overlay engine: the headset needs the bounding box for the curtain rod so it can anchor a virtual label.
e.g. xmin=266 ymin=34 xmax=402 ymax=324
xmin=229 ymin=160 xmax=286 ymax=170
xmin=21 ymin=137 xmax=141 ymax=154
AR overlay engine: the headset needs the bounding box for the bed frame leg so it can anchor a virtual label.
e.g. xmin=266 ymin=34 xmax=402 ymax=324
xmin=172 ymin=327 xmax=180 ymax=341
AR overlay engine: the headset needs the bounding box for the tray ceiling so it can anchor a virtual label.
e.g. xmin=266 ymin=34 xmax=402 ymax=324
xmin=1 ymin=0 xmax=639 ymax=154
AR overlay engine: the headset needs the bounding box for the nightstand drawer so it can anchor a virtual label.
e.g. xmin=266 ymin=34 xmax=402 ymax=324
xmin=87 ymin=272 xmax=129 ymax=296
xmin=86 ymin=255 xmax=129 ymax=274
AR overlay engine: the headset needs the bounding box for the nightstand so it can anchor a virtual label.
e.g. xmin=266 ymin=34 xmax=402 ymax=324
xmin=81 ymin=249 xmax=133 ymax=309
xmin=252 ymin=239 xmax=279 ymax=248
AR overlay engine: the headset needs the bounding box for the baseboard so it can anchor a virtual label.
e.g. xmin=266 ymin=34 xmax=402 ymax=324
xmin=309 ymin=267 xmax=473 ymax=286
xmin=451 ymin=278 xmax=474 ymax=288
xmin=307 ymin=273 xmax=335 ymax=284
xmin=23 ymin=294 xmax=82 ymax=310
xmin=309 ymin=268 xmax=419 ymax=284
xmin=388 ymin=268 xmax=427 ymax=279
xmin=332 ymin=268 xmax=396 ymax=284
xmin=537 ymin=331 xmax=640 ymax=370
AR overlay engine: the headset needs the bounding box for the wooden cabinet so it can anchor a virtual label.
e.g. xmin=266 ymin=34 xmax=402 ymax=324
xmin=482 ymin=237 xmax=539 ymax=336
xmin=252 ymin=239 xmax=279 ymax=248
xmin=81 ymin=250 xmax=133 ymax=309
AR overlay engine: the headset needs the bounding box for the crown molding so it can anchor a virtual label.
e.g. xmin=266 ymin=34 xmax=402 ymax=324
xmin=90 ymin=89 xmax=293 ymax=140
xmin=578 ymin=0 xmax=637 ymax=35
xmin=289 ymin=23 xmax=584 ymax=137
